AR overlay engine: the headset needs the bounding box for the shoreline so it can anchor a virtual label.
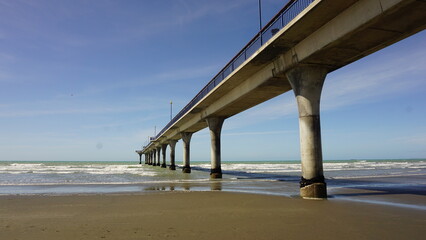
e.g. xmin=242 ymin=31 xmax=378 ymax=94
xmin=1 ymin=191 xmax=425 ymax=240
xmin=1 ymin=173 xmax=425 ymax=210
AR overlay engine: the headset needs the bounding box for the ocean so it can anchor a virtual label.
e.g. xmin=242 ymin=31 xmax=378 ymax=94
xmin=1 ymin=159 xmax=425 ymax=209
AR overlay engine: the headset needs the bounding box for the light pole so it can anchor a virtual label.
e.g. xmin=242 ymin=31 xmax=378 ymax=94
xmin=258 ymin=0 xmax=263 ymax=44
xmin=170 ymin=101 xmax=173 ymax=121
xmin=258 ymin=0 xmax=262 ymax=31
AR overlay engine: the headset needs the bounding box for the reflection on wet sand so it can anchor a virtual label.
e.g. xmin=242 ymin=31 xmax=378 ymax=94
xmin=210 ymin=180 xmax=222 ymax=191
xmin=144 ymin=180 xmax=222 ymax=192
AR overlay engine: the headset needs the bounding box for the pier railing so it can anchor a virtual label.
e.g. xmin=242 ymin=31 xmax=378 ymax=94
xmin=147 ymin=0 xmax=314 ymax=148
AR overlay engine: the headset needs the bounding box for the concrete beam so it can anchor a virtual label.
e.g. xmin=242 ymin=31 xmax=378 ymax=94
xmin=274 ymin=0 xmax=426 ymax=72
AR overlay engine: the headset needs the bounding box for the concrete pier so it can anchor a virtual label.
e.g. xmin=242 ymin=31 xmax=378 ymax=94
xmin=286 ymin=66 xmax=328 ymax=199
xmin=161 ymin=144 xmax=167 ymax=168
xmin=181 ymin=132 xmax=193 ymax=173
xmin=137 ymin=0 xmax=425 ymax=199
xmin=206 ymin=117 xmax=225 ymax=179
xmin=156 ymin=147 xmax=161 ymax=166
xmin=169 ymin=140 xmax=177 ymax=170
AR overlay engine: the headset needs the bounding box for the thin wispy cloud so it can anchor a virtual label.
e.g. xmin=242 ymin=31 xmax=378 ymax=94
xmin=223 ymin=130 xmax=296 ymax=137
xmin=221 ymin=94 xmax=297 ymax=131
xmin=0 ymin=104 xmax=151 ymax=118
xmin=0 ymin=53 xmax=17 ymax=82
xmin=0 ymin=0 xmax=251 ymax=48
xmin=0 ymin=70 xmax=12 ymax=82
xmin=173 ymin=0 xmax=248 ymax=25
xmin=80 ymin=116 xmax=163 ymax=131
xmin=153 ymin=65 xmax=219 ymax=83
xmin=390 ymin=134 xmax=426 ymax=146
xmin=73 ymin=64 xmax=220 ymax=98
xmin=322 ymin=49 xmax=426 ymax=110
xmin=0 ymin=52 xmax=16 ymax=63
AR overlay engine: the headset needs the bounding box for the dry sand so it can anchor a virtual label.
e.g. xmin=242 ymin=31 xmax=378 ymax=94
xmin=0 ymin=191 xmax=425 ymax=240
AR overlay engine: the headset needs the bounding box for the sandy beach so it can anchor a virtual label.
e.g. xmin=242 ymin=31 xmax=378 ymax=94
xmin=1 ymin=191 xmax=425 ymax=240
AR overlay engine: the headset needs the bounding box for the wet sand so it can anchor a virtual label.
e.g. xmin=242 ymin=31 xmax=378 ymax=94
xmin=1 ymin=191 xmax=425 ymax=240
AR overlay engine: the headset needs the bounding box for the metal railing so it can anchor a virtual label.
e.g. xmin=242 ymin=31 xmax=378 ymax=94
xmin=145 ymin=0 xmax=314 ymax=150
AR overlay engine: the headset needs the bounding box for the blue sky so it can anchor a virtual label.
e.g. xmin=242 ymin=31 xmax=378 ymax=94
xmin=0 ymin=0 xmax=425 ymax=162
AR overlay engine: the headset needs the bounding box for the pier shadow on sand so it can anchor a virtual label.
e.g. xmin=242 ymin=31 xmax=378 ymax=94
xmin=326 ymin=177 xmax=426 ymax=198
xmin=185 ymin=165 xmax=426 ymax=198
xmin=143 ymin=165 xmax=426 ymax=201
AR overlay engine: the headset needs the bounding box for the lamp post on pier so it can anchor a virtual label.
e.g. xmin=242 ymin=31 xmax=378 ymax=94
xmin=258 ymin=0 xmax=262 ymax=31
xmin=170 ymin=101 xmax=173 ymax=121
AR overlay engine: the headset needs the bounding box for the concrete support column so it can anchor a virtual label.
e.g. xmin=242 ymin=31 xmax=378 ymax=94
xmin=286 ymin=66 xmax=328 ymax=199
xmin=161 ymin=144 xmax=167 ymax=168
xmin=151 ymin=151 xmax=154 ymax=165
xmin=138 ymin=153 xmax=142 ymax=164
xmin=156 ymin=147 xmax=161 ymax=166
xmin=169 ymin=140 xmax=178 ymax=170
xmin=151 ymin=151 xmax=155 ymax=166
xmin=181 ymin=132 xmax=193 ymax=173
xmin=144 ymin=154 xmax=148 ymax=165
xmin=206 ymin=117 xmax=225 ymax=179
